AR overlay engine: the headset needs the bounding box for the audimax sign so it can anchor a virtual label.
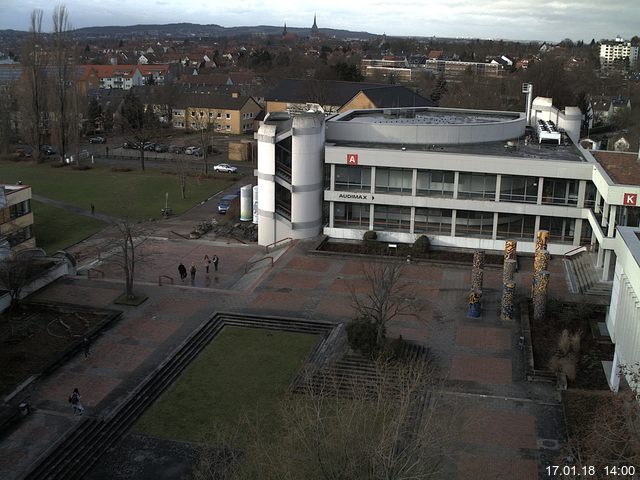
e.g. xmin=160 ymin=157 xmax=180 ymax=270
xmin=338 ymin=193 xmax=375 ymax=200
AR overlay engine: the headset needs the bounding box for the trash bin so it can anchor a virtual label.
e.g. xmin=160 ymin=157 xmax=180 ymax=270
xmin=19 ymin=402 xmax=30 ymax=416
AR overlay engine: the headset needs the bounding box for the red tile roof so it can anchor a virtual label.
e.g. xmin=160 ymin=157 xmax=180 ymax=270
xmin=592 ymin=150 xmax=640 ymax=185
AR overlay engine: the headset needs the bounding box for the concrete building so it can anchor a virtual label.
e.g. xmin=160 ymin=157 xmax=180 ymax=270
xmin=0 ymin=184 xmax=35 ymax=253
xmin=599 ymin=39 xmax=639 ymax=69
xmin=606 ymin=225 xmax=640 ymax=393
xmin=255 ymin=103 xmax=640 ymax=285
xmin=172 ymin=93 xmax=262 ymax=134
xmin=255 ymin=113 xmax=325 ymax=246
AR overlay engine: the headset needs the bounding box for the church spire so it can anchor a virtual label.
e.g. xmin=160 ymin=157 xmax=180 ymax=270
xmin=311 ymin=14 xmax=319 ymax=37
xmin=282 ymin=22 xmax=287 ymax=37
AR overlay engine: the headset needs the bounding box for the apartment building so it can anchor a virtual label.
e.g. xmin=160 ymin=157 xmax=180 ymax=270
xmin=599 ymin=39 xmax=639 ymax=68
xmin=172 ymin=93 xmax=262 ymax=134
xmin=0 ymin=184 xmax=35 ymax=253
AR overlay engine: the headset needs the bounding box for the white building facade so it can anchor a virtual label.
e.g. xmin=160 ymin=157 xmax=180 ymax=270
xmin=606 ymin=226 xmax=640 ymax=392
xmin=599 ymin=41 xmax=639 ymax=68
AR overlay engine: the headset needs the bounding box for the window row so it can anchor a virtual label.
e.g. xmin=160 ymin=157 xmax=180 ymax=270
xmin=333 ymin=166 xmax=582 ymax=206
xmin=5 ymin=226 xmax=33 ymax=247
xmin=333 ymin=203 xmax=584 ymax=243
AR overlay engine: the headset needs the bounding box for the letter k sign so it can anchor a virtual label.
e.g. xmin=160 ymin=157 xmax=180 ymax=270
xmin=347 ymin=153 xmax=358 ymax=165
xmin=623 ymin=193 xmax=637 ymax=206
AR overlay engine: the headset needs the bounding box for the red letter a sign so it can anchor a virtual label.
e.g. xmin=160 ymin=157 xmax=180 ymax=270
xmin=347 ymin=153 xmax=358 ymax=165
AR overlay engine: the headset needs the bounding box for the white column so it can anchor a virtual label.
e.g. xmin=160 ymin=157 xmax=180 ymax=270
xmin=603 ymin=250 xmax=612 ymax=281
xmin=410 ymin=207 xmax=415 ymax=234
xmin=450 ymin=210 xmax=457 ymax=237
xmin=573 ymin=219 xmax=582 ymax=246
xmin=453 ymin=172 xmax=459 ymax=199
xmin=369 ymin=204 xmax=374 ymax=231
xmin=492 ymin=212 xmax=498 ymax=240
xmin=495 ymin=174 xmax=502 ymax=202
xmin=602 ymin=201 xmax=609 ymax=227
xmin=607 ymin=205 xmax=618 ymax=237
xmin=537 ymin=177 xmax=544 ymax=204
xmin=329 ymin=202 xmax=334 ymax=228
xmin=595 ymin=190 xmax=602 ymax=213
xmin=609 ymin=348 xmax=620 ymax=392
xmin=577 ymin=180 xmax=586 ymax=208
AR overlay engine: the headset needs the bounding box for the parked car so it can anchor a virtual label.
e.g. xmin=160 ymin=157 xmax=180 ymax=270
xmin=168 ymin=145 xmax=183 ymax=154
xmin=41 ymin=145 xmax=56 ymax=155
xmin=214 ymin=163 xmax=238 ymax=173
xmin=217 ymin=194 xmax=238 ymax=214
xmin=143 ymin=142 xmax=156 ymax=151
xmin=15 ymin=147 xmax=33 ymax=157
xmin=155 ymin=144 xmax=168 ymax=153
xmin=123 ymin=141 xmax=140 ymax=149
xmin=89 ymin=136 xmax=106 ymax=144
xmin=185 ymin=146 xmax=199 ymax=155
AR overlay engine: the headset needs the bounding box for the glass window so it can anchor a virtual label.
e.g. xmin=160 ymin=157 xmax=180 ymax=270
xmin=375 ymin=168 xmax=413 ymax=195
xmin=416 ymin=170 xmax=454 ymax=197
xmin=6 ymin=226 xmax=32 ymax=247
xmin=496 ymin=213 xmax=536 ymax=240
xmin=500 ymin=175 xmax=538 ymax=203
xmin=414 ymin=208 xmax=452 ymax=235
xmin=373 ymin=205 xmax=411 ymax=232
xmin=9 ymin=200 xmax=31 ymax=219
xmin=226 ymin=113 xmax=231 ymax=119
xmin=541 ymin=178 xmax=579 ymax=206
xmin=584 ymin=182 xmax=597 ymax=209
xmin=458 ymin=173 xmax=496 ymax=200
xmin=335 ymin=166 xmax=371 ymax=191
xmin=275 ymin=183 xmax=291 ymax=221
xmin=539 ymin=216 xmax=575 ymax=244
xmin=334 ymin=202 xmax=370 ymax=228
xmin=455 ymin=210 xmax=494 ymax=238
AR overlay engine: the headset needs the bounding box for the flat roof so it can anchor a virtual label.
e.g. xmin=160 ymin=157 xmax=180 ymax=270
xmin=618 ymin=227 xmax=640 ymax=267
xmin=591 ymin=151 xmax=640 ymax=185
xmin=328 ymin=136 xmax=586 ymax=162
xmin=337 ymin=108 xmax=519 ymax=126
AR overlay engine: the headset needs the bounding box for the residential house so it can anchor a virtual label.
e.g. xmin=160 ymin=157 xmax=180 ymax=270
xmin=172 ymin=93 xmax=262 ymax=134
xmin=0 ymin=184 xmax=35 ymax=253
xmin=600 ymin=38 xmax=639 ymax=69
xmin=265 ymin=79 xmax=434 ymax=115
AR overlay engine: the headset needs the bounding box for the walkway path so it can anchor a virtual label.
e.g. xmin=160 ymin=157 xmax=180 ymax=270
xmin=0 ymin=219 xmax=571 ymax=479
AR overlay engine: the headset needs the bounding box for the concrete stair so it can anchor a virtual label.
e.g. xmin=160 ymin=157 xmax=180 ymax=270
xmin=563 ymin=250 xmax=612 ymax=297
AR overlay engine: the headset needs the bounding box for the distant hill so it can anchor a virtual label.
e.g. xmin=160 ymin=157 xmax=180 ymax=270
xmin=0 ymin=22 xmax=379 ymax=41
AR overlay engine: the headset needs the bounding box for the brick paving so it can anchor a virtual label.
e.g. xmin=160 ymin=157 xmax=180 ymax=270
xmin=0 ymin=212 xmax=574 ymax=479
xmin=458 ymin=455 xmax=539 ymax=480
xmin=450 ymin=354 xmax=513 ymax=384
xmin=455 ymin=325 xmax=511 ymax=350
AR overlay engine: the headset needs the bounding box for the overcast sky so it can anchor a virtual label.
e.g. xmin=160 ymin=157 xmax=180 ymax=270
xmin=1 ymin=0 xmax=638 ymax=42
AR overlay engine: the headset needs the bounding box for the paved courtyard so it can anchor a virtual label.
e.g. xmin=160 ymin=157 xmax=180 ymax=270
xmin=0 ymin=200 xmax=572 ymax=479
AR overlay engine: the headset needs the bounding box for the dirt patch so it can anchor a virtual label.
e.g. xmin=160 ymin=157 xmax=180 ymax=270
xmin=530 ymin=300 xmax=612 ymax=389
xmin=318 ymin=241 xmax=504 ymax=266
xmin=0 ymin=303 xmax=120 ymax=398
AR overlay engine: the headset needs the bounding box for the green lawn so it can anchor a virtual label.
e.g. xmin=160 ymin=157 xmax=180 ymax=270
xmin=32 ymin=200 xmax=107 ymax=254
xmin=133 ymin=327 xmax=319 ymax=443
xmin=0 ymin=160 xmax=234 ymax=219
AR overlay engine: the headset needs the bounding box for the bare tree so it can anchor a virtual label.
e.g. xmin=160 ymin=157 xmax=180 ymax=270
xmin=50 ymin=4 xmax=77 ymax=160
xmin=561 ymin=365 xmax=640 ymax=475
xmin=0 ymin=254 xmax=36 ymax=310
xmin=350 ymin=261 xmax=422 ymax=350
xmin=194 ymin=359 xmax=454 ymax=480
xmin=19 ymin=9 xmax=47 ymax=159
xmin=118 ymin=89 xmax=160 ymax=171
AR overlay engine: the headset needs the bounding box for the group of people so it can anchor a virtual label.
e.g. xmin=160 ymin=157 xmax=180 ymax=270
xmin=178 ymin=254 xmax=219 ymax=283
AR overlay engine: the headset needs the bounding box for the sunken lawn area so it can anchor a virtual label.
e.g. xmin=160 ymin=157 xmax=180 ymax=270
xmin=133 ymin=327 xmax=320 ymax=443
xmin=0 ymin=160 xmax=234 ymax=220
xmin=32 ymin=200 xmax=107 ymax=254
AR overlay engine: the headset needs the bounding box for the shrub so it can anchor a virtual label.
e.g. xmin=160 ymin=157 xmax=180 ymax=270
xmin=111 ymin=167 xmax=133 ymax=172
xmin=346 ymin=316 xmax=380 ymax=358
xmin=71 ymin=165 xmax=91 ymax=171
xmin=413 ymin=235 xmax=431 ymax=256
xmin=363 ymin=230 xmax=377 ymax=241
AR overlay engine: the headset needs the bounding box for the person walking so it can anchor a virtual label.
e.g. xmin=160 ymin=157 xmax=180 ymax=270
xmin=204 ymin=255 xmax=211 ymax=275
xmin=212 ymin=254 xmax=219 ymax=272
xmin=178 ymin=263 xmax=187 ymax=282
xmin=190 ymin=263 xmax=197 ymax=283
xmin=82 ymin=337 xmax=91 ymax=358
xmin=90 ymin=204 xmax=95 ymax=215
xmin=69 ymin=388 xmax=84 ymax=415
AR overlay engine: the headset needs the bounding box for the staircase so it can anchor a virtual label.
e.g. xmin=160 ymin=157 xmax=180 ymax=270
xmin=23 ymin=313 xmax=335 ymax=480
xmin=563 ymin=248 xmax=612 ymax=296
